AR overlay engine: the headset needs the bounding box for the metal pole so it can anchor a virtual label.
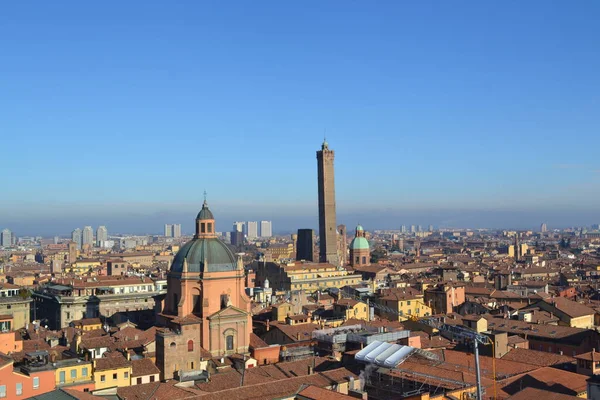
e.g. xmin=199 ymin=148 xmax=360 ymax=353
xmin=473 ymin=340 xmax=483 ymax=400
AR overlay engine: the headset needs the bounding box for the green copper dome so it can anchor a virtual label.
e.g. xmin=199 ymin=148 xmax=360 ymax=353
xmin=349 ymin=236 xmax=370 ymax=250
xmin=196 ymin=200 xmax=214 ymax=220
xmin=356 ymin=224 xmax=364 ymax=231
xmin=171 ymin=238 xmax=236 ymax=274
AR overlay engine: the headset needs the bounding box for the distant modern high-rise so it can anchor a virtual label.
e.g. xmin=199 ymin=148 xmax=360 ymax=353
xmin=1 ymin=229 xmax=12 ymax=247
xmin=401 ymin=225 xmax=407 ymax=233
xmin=82 ymin=226 xmax=93 ymax=247
xmin=71 ymin=228 xmax=82 ymax=250
xmin=247 ymin=221 xmax=258 ymax=239
xmin=260 ymin=221 xmax=272 ymax=238
xmin=410 ymin=225 xmax=416 ymax=234
xmin=233 ymin=221 xmax=246 ymax=235
xmin=231 ymin=231 xmax=244 ymax=247
xmin=428 ymin=224 xmax=434 ymax=232
xmin=317 ymin=140 xmax=339 ymax=266
xmin=96 ymin=226 xmax=108 ymax=246
xmin=296 ymin=229 xmax=314 ymax=261
xmin=164 ymin=224 xmax=173 ymax=237
xmin=417 ymin=225 xmax=423 ymax=233
xmin=173 ymin=224 xmax=182 ymax=238
xmin=540 ymin=223 xmax=548 ymax=233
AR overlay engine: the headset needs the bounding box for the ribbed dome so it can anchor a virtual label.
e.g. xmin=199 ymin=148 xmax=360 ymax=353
xmin=196 ymin=200 xmax=214 ymax=220
xmin=349 ymin=236 xmax=370 ymax=250
xmin=170 ymin=237 xmax=236 ymax=273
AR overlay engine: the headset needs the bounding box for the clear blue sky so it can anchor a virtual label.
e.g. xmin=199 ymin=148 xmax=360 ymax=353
xmin=1 ymin=1 xmax=599 ymax=235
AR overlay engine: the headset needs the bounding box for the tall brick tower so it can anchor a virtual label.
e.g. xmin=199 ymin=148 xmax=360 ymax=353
xmin=317 ymin=140 xmax=340 ymax=266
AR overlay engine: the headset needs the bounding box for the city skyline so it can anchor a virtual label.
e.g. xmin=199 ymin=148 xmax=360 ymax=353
xmin=2 ymin=2 xmax=600 ymax=234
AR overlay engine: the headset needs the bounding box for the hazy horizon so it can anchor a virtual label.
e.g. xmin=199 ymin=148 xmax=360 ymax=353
xmin=3 ymin=204 xmax=598 ymax=237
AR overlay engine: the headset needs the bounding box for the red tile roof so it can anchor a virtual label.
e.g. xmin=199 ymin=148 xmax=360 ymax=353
xmin=131 ymin=358 xmax=159 ymax=377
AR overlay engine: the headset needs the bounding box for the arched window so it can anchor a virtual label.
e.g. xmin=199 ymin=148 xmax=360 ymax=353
xmin=187 ymin=340 xmax=194 ymax=352
xmin=201 ymin=223 xmax=206 ymax=233
xmin=226 ymin=335 xmax=234 ymax=351
xmin=170 ymin=342 xmax=176 ymax=348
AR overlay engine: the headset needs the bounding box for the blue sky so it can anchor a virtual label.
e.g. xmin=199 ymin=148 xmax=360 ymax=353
xmin=1 ymin=2 xmax=599 ymax=235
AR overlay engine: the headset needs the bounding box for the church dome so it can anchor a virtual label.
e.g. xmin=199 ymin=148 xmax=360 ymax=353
xmin=170 ymin=200 xmax=236 ymax=274
xmin=349 ymin=236 xmax=370 ymax=250
xmin=170 ymin=238 xmax=236 ymax=273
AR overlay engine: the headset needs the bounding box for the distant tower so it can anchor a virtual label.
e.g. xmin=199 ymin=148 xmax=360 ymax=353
xmin=82 ymin=226 xmax=93 ymax=247
xmin=540 ymin=223 xmax=548 ymax=233
xmin=247 ymin=221 xmax=258 ymax=239
xmin=0 ymin=229 xmax=11 ymax=247
xmin=296 ymin=229 xmax=314 ymax=261
xmin=71 ymin=228 xmax=82 ymax=250
xmin=260 ymin=221 xmax=272 ymax=238
xmin=338 ymin=224 xmax=348 ymax=266
xmin=349 ymin=225 xmax=370 ymax=267
xmin=68 ymin=241 xmax=78 ymax=264
xmin=317 ymin=140 xmax=339 ymax=266
xmin=172 ymin=224 xmax=182 ymax=238
xmin=96 ymin=226 xmax=108 ymax=247
xmin=514 ymin=233 xmax=520 ymax=262
xmin=164 ymin=224 xmax=173 ymax=237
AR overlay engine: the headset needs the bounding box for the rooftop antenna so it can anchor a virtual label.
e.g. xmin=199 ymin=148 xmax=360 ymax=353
xmin=203 ymin=190 xmax=208 ymax=204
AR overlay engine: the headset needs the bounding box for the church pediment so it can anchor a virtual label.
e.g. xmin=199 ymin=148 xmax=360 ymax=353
xmin=207 ymin=305 xmax=249 ymax=319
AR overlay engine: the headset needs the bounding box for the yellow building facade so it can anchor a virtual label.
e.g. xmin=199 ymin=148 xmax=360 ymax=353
xmin=378 ymin=293 xmax=432 ymax=321
xmin=93 ymin=357 xmax=132 ymax=390
xmin=54 ymin=360 xmax=93 ymax=387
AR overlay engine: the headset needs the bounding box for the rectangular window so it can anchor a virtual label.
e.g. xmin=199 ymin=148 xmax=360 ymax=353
xmin=113 ymin=373 xmax=117 ymax=380
xmin=59 ymin=371 xmax=65 ymax=384
xmin=33 ymin=377 xmax=39 ymax=389
xmin=407 ymin=301 xmax=411 ymax=305
xmin=101 ymin=375 xmax=106 ymax=382
xmin=150 ymin=375 xmax=155 ymax=382
xmin=71 ymin=369 xmax=77 ymax=379
xmin=124 ymin=372 xmax=129 ymax=379
xmin=16 ymin=383 xmax=22 ymax=396
xmin=0 ymin=385 xmax=5 ymax=398
xmin=82 ymin=367 xmax=88 ymax=377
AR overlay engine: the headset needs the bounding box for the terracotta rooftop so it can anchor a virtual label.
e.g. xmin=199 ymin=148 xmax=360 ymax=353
xmin=541 ymin=297 xmax=596 ymax=318
xmin=574 ymin=349 xmax=600 ymax=362
xmin=500 ymin=366 xmax=588 ymax=397
xmin=267 ymin=321 xmax=320 ymax=342
xmin=94 ymin=353 xmax=131 ymax=371
xmin=506 ymin=387 xmax=580 ymax=400
xmin=296 ymin=384 xmax=355 ymax=400
xmin=117 ymin=382 xmax=194 ymax=400
xmin=131 ymin=358 xmax=159 ymax=377
xmin=483 ymin=315 xmax=593 ymax=341
xmin=249 ymin=332 xmax=269 ymax=349
xmin=501 ymin=348 xmax=575 ymax=367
